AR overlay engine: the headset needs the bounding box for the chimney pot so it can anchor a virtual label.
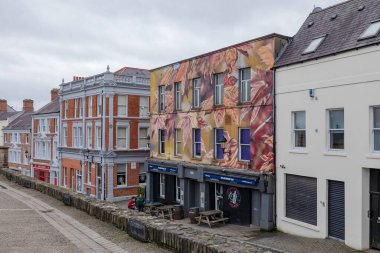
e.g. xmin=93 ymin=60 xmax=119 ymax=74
xmin=23 ymin=99 xmax=34 ymax=112
xmin=0 ymin=99 xmax=7 ymax=112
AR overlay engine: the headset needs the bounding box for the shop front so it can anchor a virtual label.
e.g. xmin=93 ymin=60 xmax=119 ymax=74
xmin=33 ymin=164 xmax=50 ymax=183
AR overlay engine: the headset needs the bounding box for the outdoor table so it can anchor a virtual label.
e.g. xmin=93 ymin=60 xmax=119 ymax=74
xmin=144 ymin=202 xmax=163 ymax=215
xmin=157 ymin=205 xmax=176 ymax=220
xmin=196 ymin=210 xmax=229 ymax=228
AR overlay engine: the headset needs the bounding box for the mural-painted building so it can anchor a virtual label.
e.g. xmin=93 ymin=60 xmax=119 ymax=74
xmin=145 ymin=33 xmax=289 ymax=228
xmin=59 ymin=66 xmax=150 ymax=201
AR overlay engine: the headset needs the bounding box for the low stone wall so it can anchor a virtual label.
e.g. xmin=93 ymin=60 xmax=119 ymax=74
xmin=0 ymin=168 xmax=278 ymax=253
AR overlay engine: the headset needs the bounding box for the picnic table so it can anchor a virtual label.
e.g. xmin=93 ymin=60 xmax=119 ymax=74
xmin=157 ymin=205 xmax=176 ymax=220
xmin=196 ymin=210 xmax=229 ymax=228
xmin=144 ymin=202 xmax=163 ymax=215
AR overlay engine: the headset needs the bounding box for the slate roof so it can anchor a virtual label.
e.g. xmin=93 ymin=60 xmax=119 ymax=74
xmin=7 ymin=105 xmax=16 ymax=112
xmin=0 ymin=111 xmax=19 ymax=121
xmin=275 ymin=0 xmax=380 ymax=67
xmin=114 ymin=67 xmax=150 ymax=78
xmin=34 ymin=98 xmax=60 ymax=115
xmin=3 ymin=111 xmax=33 ymax=131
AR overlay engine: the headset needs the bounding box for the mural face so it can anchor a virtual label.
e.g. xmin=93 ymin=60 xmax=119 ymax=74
xmin=150 ymin=38 xmax=280 ymax=173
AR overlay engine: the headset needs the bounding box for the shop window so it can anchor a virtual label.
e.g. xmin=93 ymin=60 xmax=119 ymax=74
xmin=214 ymin=128 xmax=224 ymax=160
xmin=176 ymin=177 xmax=181 ymax=202
xmin=193 ymin=128 xmax=201 ymax=158
xmin=193 ymin=78 xmax=201 ymax=108
xmin=63 ymin=167 xmax=67 ymax=187
xmin=328 ymin=109 xmax=344 ymax=150
xmin=239 ymin=128 xmax=250 ymax=161
xmin=292 ymin=111 xmax=306 ymax=148
xmin=160 ymin=174 xmax=165 ymax=198
xmin=117 ymin=164 xmax=127 ymax=186
xmin=76 ymin=170 xmax=82 ymax=192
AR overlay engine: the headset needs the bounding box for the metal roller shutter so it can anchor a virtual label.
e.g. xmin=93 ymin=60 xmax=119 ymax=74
xmin=328 ymin=180 xmax=345 ymax=240
xmin=286 ymin=174 xmax=317 ymax=225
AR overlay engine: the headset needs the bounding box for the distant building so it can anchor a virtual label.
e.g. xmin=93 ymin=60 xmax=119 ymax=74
xmin=3 ymin=99 xmax=34 ymax=175
xmin=145 ymin=34 xmax=288 ymax=229
xmin=59 ymin=67 xmax=150 ymax=201
xmin=274 ymin=0 xmax=380 ymax=250
xmin=0 ymin=99 xmax=21 ymax=146
xmin=30 ymin=89 xmax=60 ymax=185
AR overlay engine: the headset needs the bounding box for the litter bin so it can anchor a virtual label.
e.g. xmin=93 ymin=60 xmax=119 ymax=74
xmin=188 ymin=207 xmax=199 ymax=224
xmin=173 ymin=205 xmax=184 ymax=220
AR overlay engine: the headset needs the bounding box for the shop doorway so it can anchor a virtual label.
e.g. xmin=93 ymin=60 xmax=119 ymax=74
xmin=370 ymin=169 xmax=380 ymax=249
xmin=328 ymin=180 xmax=345 ymax=240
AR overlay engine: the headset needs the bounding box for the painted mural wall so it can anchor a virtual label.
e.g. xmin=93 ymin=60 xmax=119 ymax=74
xmin=150 ymin=37 xmax=285 ymax=174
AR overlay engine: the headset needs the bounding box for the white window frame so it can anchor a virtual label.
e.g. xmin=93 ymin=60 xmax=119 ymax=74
xmin=174 ymin=128 xmax=182 ymax=156
xmin=371 ymin=106 xmax=380 ymax=152
xmin=116 ymin=125 xmax=129 ymax=149
xmin=95 ymin=126 xmax=101 ymax=149
xmin=292 ymin=111 xmax=306 ymax=149
xmin=73 ymin=126 xmax=78 ymax=147
xmin=64 ymin=100 xmax=68 ymax=119
xmin=117 ymin=164 xmax=128 ymax=187
xmin=138 ymin=126 xmax=149 ymax=149
xmin=139 ymin=96 xmax=149 ymax=117
xmin=214 ymin=128 xmax=224 ymax=160
xmin=87 ymin=126 xmax=92 ymax=149
xmin=118 ymin=95 xmax=128 ymax=117
xmin=97 ymin=94 xmax=102 ymax=117
xmin=87 ymin=163 xmax=92 ymax=184
xmin=54 ymin=118 xmax=58 ymax=133
xmin=214 ymin=73 xmax=224 ymax=105
xmin=239 ymin=128 xmax=250 ymax=161
xmin=63 ymin=127 xmax=68 ymax=147
xmin=240 ymin=68 xmax=251 ymax=103
xmin=78 ymin=126 xmax=83 ymax=147
xmin=88 ymin=96 xmax=93 ymax=118
xmin=327 ymin=109 xmax=345 ymax=151
xmin=174 ymin=82 xmax=181 ymax=110
xmin=159 ymin=86 xmax=165 ymax=112
xmin=79 ymin=98 xmax=83 ymax=117
xmin=193 ymin=78 xmax=201 ymax=108
xmin=160 ymin=173 xmax=165 ymax=198
xmin=176 ymin=177 xmax=181 ymax=202
xmin=76 ymin=170 xmax=82 ymax=192
xmin=74 ymin=98 xmax=78 ymax=118
xmin=63 ymin=167 xmax=67 ymax=187
xmin=193 ymin=128 xmax=201 ymax=158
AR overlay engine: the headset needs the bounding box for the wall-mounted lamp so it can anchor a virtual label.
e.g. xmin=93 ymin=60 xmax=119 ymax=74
xmin=309 ymin=89 xmax=315 ymax=98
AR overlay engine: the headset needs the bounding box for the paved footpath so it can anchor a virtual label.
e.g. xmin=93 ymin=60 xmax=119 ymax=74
xmin=0 ymin=178 xmax=169 ymax=253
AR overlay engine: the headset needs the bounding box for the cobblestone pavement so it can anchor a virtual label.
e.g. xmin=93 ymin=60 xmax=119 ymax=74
xmin=0 ymin=178 xmax=169 ymax=253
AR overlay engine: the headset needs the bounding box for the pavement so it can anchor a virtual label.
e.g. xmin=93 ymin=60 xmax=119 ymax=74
xmin=0 ymin=177 xmax=169 ymax=253
xmin=116 ymin=200 xmax=380 ymax=253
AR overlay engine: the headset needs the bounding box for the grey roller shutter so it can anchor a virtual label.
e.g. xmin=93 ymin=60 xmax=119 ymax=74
xmin=286 ymin=174 xmax=317 ymax=225
xmin=328 ymin=180 xmax=345 ymax=240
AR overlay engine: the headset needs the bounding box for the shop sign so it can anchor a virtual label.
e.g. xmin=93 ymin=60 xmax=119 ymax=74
xmin=148 ymin=164 xmax=177 ymax=174
xmin=204 ymin=173 xmax=258 ymax=186
xmin=33 ymin=164 xmax=50 ymax=171
xmin=226 ymin=187 xmax=241 ymax=208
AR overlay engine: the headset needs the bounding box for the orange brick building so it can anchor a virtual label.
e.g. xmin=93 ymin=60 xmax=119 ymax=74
xmin=59 ymin=66 xmax=150 ymax=201
xmin=30 ymin=89 xmax=60 ymax=185
xmin=3 ymin=99 xmax=34 ymax=176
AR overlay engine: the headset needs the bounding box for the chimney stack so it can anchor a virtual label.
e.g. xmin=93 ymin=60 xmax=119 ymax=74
xmin=23 ymin=99 xmax=34 ymax=112
xmin=73 ymin=76 xmax=85 ymax=81
xmin=51 ymin=88 xmax=59 ymax=101
xmin=0 ymin=99 xmax=7 ymax=112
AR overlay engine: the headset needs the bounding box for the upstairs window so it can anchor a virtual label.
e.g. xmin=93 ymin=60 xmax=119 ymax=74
xmin=88 ymin=96 xmax=93 ymax=118
xmin=174 ymin=128 xmax=182 ymax=156
xmin=79 ymin=98 xmax=83 ymax=117
xmin=292 ymin=111 xmax=306 ymax=148
xmin=239 ymin=128 xmax=250 ymax=161
xmin=240 ymin=68 xmax=251 ymax=103
xmin=359 ymin=20 xmax=380 ymax=40
xmin=372 ymin=106 xmax=380 ymax=151
xmin=328 ymin=109 xmax=344 ymax=150
xmin=193 ymin=128 xmax=201 ymax=158
xmin=74 ymin=99 xmax=78 ymax=118
xmin=159 ymin=129 xmax=165 ymax=154
xmin=193 ymin=78 xmax=201 ymax=108
xmin=64 ymin=100 xmax=68 ymax=119
xmin=139 ymin=127 xmax=149 ymax=148
xmin=214 ymin=128 xmax=224 ymax=160
xmin=174 ymin=82 xmax=182 ymax=110
xmin=97 ymin=95 xmax=102 ymax=116
xmin=118 ymin=95 xmax=127 ymax=116
xmin=159 ymin=86 xmax=165 ymax=112
xmin=96 ymin=126 xmax=101 ymax=149
xmin=87 ymin=126 xmax=92 ymax=149
xmin=140 ymin=96 xmax=149 ymax=117
xmin=117 ymin=126 xmax=128 ymax=149
xmin=303 ymin=36 xmax=325 ymax=54
xmin=214 ymin=73 xmax=224 ymax=105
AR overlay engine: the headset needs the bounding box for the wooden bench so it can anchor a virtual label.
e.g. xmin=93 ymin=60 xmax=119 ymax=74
xmin=157 ymin=205 xmax=175 ymax=220
xmin=196 ymin=210 xmax=229 ymax=228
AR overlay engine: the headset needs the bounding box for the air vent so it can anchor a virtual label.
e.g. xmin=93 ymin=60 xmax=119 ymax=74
xmin=358 ymin=5 xmax=365 ymax=11
xmin=308 ymin=21 xmax=314 ymax=28
xmin=330 ymin=14 xmax=338 ymax=20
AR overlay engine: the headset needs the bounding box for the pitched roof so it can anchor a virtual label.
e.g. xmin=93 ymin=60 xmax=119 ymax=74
xmin=7 ymin=105 xmax=16 ymax=112
xmin=34 ymin=98 xmax=60 ymax=115
xmin=275 ymin=0 xmax=380 ymax=67
xmin=114 ymin=67 xmax=150 ymax=78
xmin=3 ymin=111 xmax=33 ymax=131
xmin=0 ymin=111 xmax=19 ymax=121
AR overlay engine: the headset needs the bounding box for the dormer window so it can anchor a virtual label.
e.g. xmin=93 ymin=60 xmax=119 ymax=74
xmin=359 ymin=20 xmax=380 ymax=40
xmin=303 ymin=36 xmax=325 ymax=54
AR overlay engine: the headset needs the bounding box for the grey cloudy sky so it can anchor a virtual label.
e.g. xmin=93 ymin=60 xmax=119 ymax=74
xmin=0 ymin=0 xmax=343 ymax=110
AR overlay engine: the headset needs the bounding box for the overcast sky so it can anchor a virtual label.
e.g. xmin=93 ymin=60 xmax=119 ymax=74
xmin=0 ymin=0 xmax=343 ymax=110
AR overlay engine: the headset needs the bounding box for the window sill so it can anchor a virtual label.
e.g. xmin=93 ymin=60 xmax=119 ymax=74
xmin=281 ymin=217 xmax=320 ymax=232
xmin=116 ymin=185 xmax=129 ymax=189
xmin=289 ymin=149 xmax=308 ymax=154
xmin=323 ymin=151 xmax=347 ymax=157
xmin=191 ymin=157 xmax=202 ymax=161
xmin=366 ymin=153 xmax=380 ymax=159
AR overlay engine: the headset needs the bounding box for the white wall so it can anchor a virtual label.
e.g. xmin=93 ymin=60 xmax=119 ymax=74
xmin=275 ymin=44 xmax=380 ymax=250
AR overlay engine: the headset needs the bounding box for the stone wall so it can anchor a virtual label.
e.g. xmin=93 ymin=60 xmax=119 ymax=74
xmin=0 ymin=168 xmax=278 ymax=253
